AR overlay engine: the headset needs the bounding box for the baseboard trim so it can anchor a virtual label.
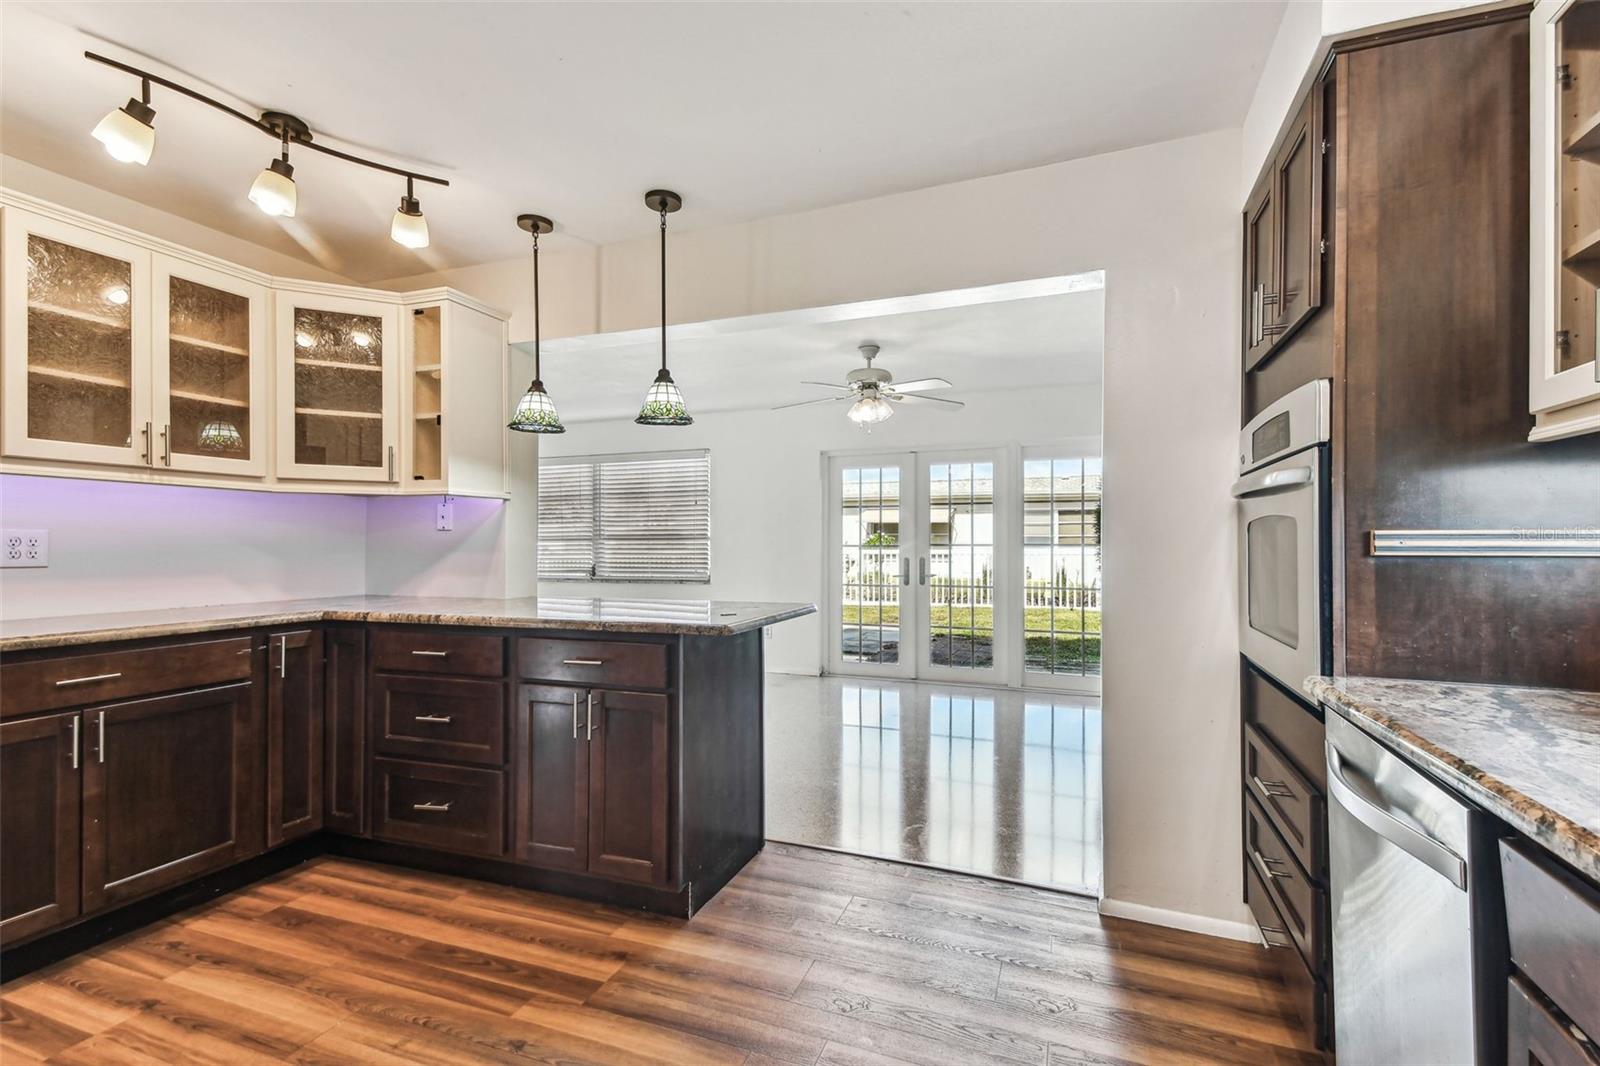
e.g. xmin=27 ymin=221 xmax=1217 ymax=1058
xmin=1098 ymin=896 xmax=1262 ymax=944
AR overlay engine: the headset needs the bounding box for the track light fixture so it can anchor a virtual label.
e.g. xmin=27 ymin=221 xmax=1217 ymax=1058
xmin=508 ymin=214 xmax=563 ymax=434
xmin=635 ymin=190 xmax=692 ymax=426
xmin=83 ymin=51 xmax=447 ymax=246
xmin=91 ymin=77 xmax=156 ymax=165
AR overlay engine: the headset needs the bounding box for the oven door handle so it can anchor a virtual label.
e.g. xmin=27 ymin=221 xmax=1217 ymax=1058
xmin=1232 ymin=465 xmax=1314 ymax=499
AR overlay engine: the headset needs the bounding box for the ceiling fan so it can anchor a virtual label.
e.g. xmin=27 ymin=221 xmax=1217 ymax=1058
xmin=772 ymin=343 xmax=963 ymax=425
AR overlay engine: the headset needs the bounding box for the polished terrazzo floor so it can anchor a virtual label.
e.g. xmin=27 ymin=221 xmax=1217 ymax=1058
xmin=764 ymin=673 xmax=1102 ymax=895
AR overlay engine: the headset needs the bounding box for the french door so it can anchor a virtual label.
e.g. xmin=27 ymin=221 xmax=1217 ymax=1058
xmin=827 ymin=449 xmax=1009 ymax=685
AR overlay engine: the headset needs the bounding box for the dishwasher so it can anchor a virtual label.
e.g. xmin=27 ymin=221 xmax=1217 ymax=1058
xmin=1326 ymin=711 xmax=1506 ymax=1064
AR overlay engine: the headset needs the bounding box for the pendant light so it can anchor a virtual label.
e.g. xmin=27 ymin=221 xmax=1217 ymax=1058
xmin=391 ymin=176 xmax=429 ymax=249
xmin=635 ymin=190 xmax=692 ymax=426
xmin=249 ymin=126 xmax=297 ymax=218
xmin=508 ymin=214 xmax=564 ymax=434
xmin=91 ymin=77 xmax=156 ymax=165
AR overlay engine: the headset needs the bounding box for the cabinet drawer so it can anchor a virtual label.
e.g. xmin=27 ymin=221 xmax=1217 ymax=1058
xmin=1244 ymin=723 xmax=1324 ymax=880
xmin=0 ymin=636 xmax=253 ymax=718
xmin=1509 ymin=974 xmax=1600 ymax=1066
xmin=373 ymin=675 xmax=505 ymax=767
xmin=1245 ymin=862 xmax=1330 ymax=1051
xmin=1245 ymin=791 xmax=1326 ymax=970
xmin=1243 ymin=663 xmax=1326 ymax=791
xmin=1501 ymin=837 xmax=1600 ymax=1042
xmin=371 ymin=630 xmax=504 ymax=678
xmin=372 ymin=758 xmax=506 ymax=857
xmin=518 ymin=638 xmax=668 ymax=690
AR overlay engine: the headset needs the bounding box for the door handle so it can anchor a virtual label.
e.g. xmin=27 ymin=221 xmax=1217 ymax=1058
xmin=410 ymin=650 xmax=449 ymax=658
xmin=918 ymin=557 xmax=927 ymax=586
xmin=54 ymin=672 xmax=122 ymax=688
xmin=388 ymin=445 xmax=396 ymax=482
xmin=413 ymin=714 xmax=453 ymax=724
xmin=97 ymin=710 xmax=106 ymax=764
xmin=901 ymin=556 xmax=910 ymax=587
xmin=1252 ymin=775 xmax=1295 ymax=800
xmin=586 ymin=692 xmax=594 ymax=741
xmin=411 ymin=801 xmax=451 ymax=812
xmin=278 ymin=634 xmax=288 ymax=679
xmin=161 ymin=424 xmax=172 ymax=467
xmin=142 ymin=421 xmax=154 ymax=465
xmin=1251 ymin=847 xmax=1293 ymax=881
xmin=1326 ymin=741 xmax=1466 ymax=890
xmin=69 ymin=715 xmax=80 ymax=771
xmin=572 ymin=692 xmax=580 ymax=740
xmin=562 ymin=658 xmax=604 ymax=667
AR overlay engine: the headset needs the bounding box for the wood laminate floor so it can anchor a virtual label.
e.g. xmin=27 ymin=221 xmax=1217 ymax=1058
xmin=0 ymin=844 xmax=1320 ymax=1065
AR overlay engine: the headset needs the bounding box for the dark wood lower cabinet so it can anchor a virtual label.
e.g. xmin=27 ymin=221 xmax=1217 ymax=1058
xmin=371 ymin=757 xmax=506 ymax=858
xmin=587 ymin=689 xmax=669 ymax=885
xmin=323 ymin=627 xmax=366 ymax=836
xmin=513 ymin=684 xmax=589 ymax=872
xmin=267 ymin=629 xmax=323 ymax=846
xmin=81 ymin=681 xmax=254 ymax=913
xmin=0 ymin=712 xmax=81 ymax=943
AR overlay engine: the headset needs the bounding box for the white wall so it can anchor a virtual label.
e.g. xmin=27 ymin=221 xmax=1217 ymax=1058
xmin=379 ymin=128 xmax=1251 ymax=936
xmin=535 ymin=384 xmax=1101 ymax=676
xmin=364 ymin=494 xmax=509 ymax=598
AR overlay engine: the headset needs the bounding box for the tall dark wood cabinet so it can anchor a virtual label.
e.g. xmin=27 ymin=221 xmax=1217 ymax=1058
xmin=267 ymin=629 xmax=324 ymax=846
xmin=322 ymin=627 xmax=366 ymax=836
xmin=81 ymin=681 xmax=255 ymax=912
xmin=513 ymin=684 xmax=590 ymax=872
xmin=0 ymin=713 xmax=81 ymax=942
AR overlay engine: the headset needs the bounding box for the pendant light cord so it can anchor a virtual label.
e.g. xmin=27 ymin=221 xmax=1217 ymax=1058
xmin=660 ymin=207 xmax=668 ymax=372
xmin=532 ymin=230 xmax=542 ymax=381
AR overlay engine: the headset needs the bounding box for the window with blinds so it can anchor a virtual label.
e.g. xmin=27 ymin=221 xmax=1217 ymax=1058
xmin=537 ymin=449 xmax=711 ymax=583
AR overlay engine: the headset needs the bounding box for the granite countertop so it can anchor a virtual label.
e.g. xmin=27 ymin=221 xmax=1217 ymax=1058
xmin=1306 ymin=675 xmax=1600 ymax=882
xmin=0 ymin=595 xmax=816 ymax=652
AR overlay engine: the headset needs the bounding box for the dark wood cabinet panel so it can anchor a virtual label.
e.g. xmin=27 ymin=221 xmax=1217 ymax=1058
xmin=267 ymin=629 xmax=323 ymax=847
xmin=372 ymin=674 xmax=505 ymax=767
xmin=1243 ymin=168 xmax=1279 ymax=369
xmin=512 ymin=684 xmax=589 ymax=873
xmin=0 ymin=636 xmax=252 ymax=719
xmin=1274 ymin=93 xmax=1323 ymax=344
xmin=81 ymin=681 xmax=253 ymax=912
xmin=0 ymin=712 xmax=81 ymax=943
xmin=323 ymin=627 xmax=367 ymax=836
xmin=370 ymin=629 xmax=504 ymax=678
xmin=1244 ymin=723 xmax=1324 ymax=880
xmin=1245 ymin=861 xmax=1330 ymax=1049
xmin=518 ymin=638 xmax=669 ymax=691
xmin=587 ymin=689 xmax=669 ymax=885
xmin=1244 ymin=793 xmax=1325 ymax=970
xmin=371 ymin=757 xmax=506 ymax=858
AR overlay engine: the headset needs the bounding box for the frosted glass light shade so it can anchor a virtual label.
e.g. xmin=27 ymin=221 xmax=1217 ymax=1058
xmin=635 ymin=368 xmax=693 ymax=426
xmin=391 ymin=197 xmax=429 ymax=249
xmin=91 ymin=99 xmax=156 ymax=165
xmin=198 ymin=421 xmax=243 ymax=452
xmin=508 ymin=380 xmax=565 ymax=433
xmin=848 ymin=392 xmax=894 ymax=425
xmin=248 ymin=158 xmax=297 ymax=217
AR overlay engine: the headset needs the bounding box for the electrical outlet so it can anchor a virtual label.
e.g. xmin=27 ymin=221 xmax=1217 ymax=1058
xmin=436 ymin=497 xmax=454 ymax=532
xmin=2 ymin=529 xmax=48 ymax=568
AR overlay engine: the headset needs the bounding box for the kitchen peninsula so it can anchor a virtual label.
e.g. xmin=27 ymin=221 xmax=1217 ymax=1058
xmin=0 ymin=596 xmax=814 ymax=976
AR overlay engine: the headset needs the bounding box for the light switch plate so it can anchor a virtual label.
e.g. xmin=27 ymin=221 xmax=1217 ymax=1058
xmin=2 ymin=529 xmax=48 ymax=568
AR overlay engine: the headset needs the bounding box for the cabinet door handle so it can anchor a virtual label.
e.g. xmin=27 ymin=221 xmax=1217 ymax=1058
xmin=388 ymin=445 xmax=396 ymax=482
xmin=54 ymin=672 xmax=122 ymax=688
xmin=69 ymin=715 xmax=80 ymax=771
xmin=410 ymin=650 xmax=449 ymax=658
xmin=1252 ymin=285 xmax=1262 ymax=345
xmin=1252 ymin=848 xmax=1293 ymax=880
xmin=586 ymin=693 xmax=594 ymax=741
xmin=162 ymin=424 xmax=172 ymax=467
xmin=1252 ymin=775 xmax=1295 ymax=799
xmin=413 ymin=714 xmax=453 ymax=724
xmin=572 ymin=693 xmax=580 ymax=740
xmin=411 ymin=801 xmax=451 ymax=812
xmin=142 ymin=421 xmax=154 ymax=465
xmin=562 ymin=658 xmax=604 ymax=667
xmin=97 ymin=710 xmax=106 ymax=764
xmin=278 ymin=634 xmax=288 ymax=679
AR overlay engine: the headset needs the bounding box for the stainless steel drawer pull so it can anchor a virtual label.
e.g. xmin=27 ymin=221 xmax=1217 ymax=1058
xmin=411 ymin=801 xmax=452 ymax=812
xmin=586 ymin=692 xmax=594 ymax=741
xmin=413 ymin=714 xmax=453 ymax=724
xmin=562 ymin=658 xmax=605 ymax=666
xmin=1253 ymin=775 xmax=1295 ymax=799
xmin=54 ymin=672 xmax=122 ymax=688
xmin=97 ymin=710 xmax=106 ymax=764
xmin=572 ymin=693 xmax=580 ymax=740
xmin=69 ymin=716 xmax=80 ymax=770
xmin=410 ymin=650 xmax=450 ymax=658
xmin=1254 ymin=849 xmax=1293 ymax=879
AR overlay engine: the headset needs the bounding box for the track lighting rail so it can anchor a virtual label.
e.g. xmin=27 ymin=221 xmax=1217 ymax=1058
xmin=84 ymin=50 xmax=448 ymax=187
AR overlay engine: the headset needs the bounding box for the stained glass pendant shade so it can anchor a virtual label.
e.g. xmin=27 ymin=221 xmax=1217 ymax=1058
xmin=635 ymin=190 xmax=692 ymax=426
xmin=198 ymin=421 xmax=243 ymax=452
xmin=508 ymin=213 xmax=564 ymax=434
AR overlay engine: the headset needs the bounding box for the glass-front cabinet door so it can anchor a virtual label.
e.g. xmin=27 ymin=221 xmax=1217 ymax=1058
xmin=274 ymin=290 xmax=399 ymax=482
xmin=152 ymin=256 xmax=268 ymax=476
xmin=1 ymin=209 xmax=152 ymax=467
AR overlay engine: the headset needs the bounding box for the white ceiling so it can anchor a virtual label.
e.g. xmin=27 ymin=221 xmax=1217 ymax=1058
xmin=2 ymin=2 xmax=1285 ymax=284
xmin=528 ymin=278 xmax=1104 ymax=423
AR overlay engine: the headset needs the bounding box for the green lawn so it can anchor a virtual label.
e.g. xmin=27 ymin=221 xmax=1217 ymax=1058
xmin=842 ymin=605 xmax=1101 ymax=635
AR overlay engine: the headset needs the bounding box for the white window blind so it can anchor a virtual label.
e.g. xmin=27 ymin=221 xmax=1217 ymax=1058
xmin=538 ymin=450 xmax=710 ymax=583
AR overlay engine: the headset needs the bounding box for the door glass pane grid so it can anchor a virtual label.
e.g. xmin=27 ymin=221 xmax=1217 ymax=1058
xmin=169 ymin=277 xmax=251 ymax=460
xmin=839 ymin=466 xmax=900 ymax=665
xmin=928 ymin=462 xmax=994 ymax=669
xmin=1021 ymin=700 xmax=1102 ymax=891
xmin=1023 ymin=457 xmax=1102 ymax=677
xmin=839 ymin=685 xmax=901 ymax=855
xmin=927 ymin=694 xmax=996 ymax=873
xmin=25 ymin=235 xmax=134 ymax=448
xmin=292 ymin=307 xmax=384 ymax=468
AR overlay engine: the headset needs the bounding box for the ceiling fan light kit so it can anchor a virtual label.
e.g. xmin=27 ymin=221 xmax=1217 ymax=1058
xmin=83 ymin=50 xmax=445 ymax=247
xmin=773 ymin=342 xmax=964 ymax=426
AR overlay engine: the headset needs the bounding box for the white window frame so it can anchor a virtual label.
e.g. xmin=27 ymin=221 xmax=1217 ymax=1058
xmin=538 ymin=448 xmax=711 ymax=584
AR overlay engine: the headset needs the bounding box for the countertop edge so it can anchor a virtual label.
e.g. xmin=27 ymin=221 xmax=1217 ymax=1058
xmin=1305 ymin=676 xmax=1600 ymax=884
xmin=0 ymin=603 xmax=817 ymax=653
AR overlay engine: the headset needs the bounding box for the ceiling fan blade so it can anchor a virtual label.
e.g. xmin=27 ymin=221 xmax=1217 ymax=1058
xmin=891 ymin=392 xmax=965 ymax=410
xmin=772 ymin=394 xmax=852 ymax=411
xmin=799 ymin=381 xmax=854 ymax=392
xmin=889 ymin=377 xmax=953 ymax=394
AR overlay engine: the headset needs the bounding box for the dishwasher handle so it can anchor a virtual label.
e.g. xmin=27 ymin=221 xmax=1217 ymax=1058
xmin=1326 ymin=740 xmax=1467 ymax=890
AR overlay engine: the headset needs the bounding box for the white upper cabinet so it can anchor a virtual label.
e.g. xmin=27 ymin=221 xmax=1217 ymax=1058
xmin=2 ymin=207 xmax=153 ymax=468
xmin=274 ymin=287 xmax=400 ymax=484
xmin=1531 ymin=0 xmax=1600 ymax=441
xmin=0 ymin=192 xmax=508 ymax=495
xmin=152 ymin=255 xmax=269 ymax=477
